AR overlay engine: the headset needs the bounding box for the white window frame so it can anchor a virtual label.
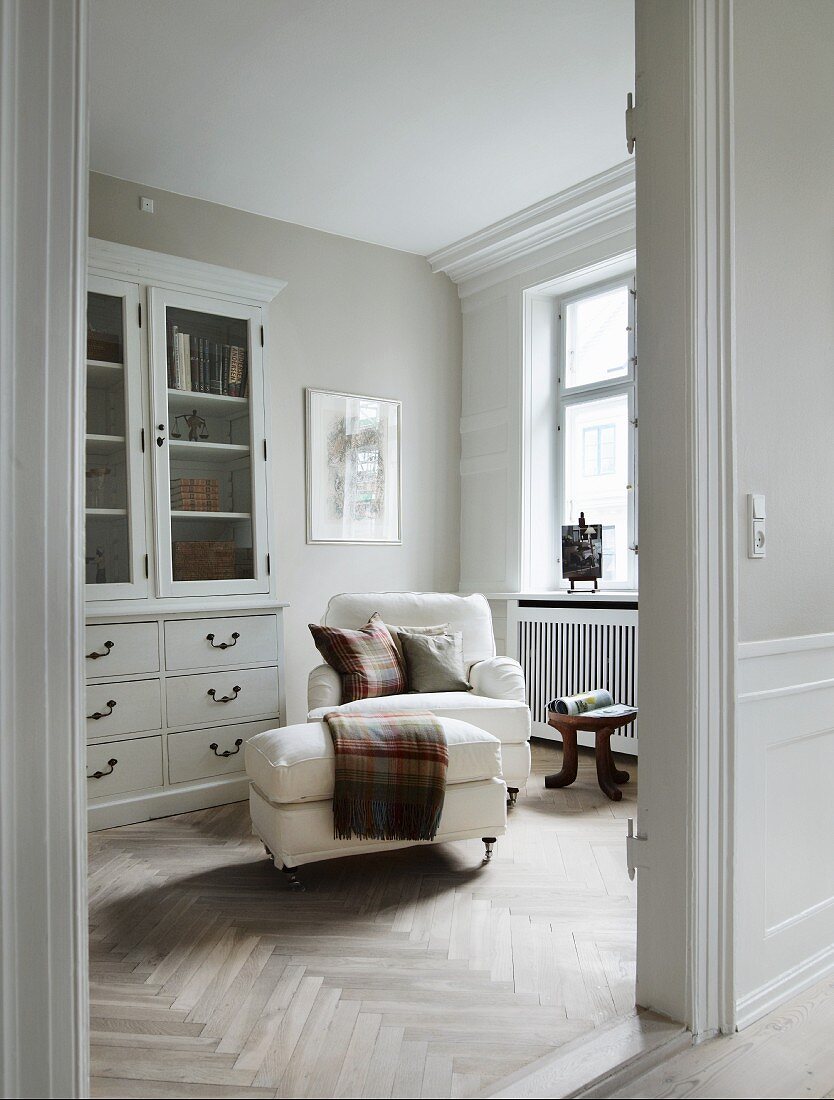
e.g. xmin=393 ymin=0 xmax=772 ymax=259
xmin=555 ymin=274 xmax=638 ymax=591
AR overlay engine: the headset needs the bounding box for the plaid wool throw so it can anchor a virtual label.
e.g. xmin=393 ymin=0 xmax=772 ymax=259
xmin=324 ymin=711 xmax=449 ymax=842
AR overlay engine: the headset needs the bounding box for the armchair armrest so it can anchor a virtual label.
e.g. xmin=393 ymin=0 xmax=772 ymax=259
xmin=308 ymin=663 xmax=341 ymax=712
xmin=469 ymin=656 xmax=527 ymax=703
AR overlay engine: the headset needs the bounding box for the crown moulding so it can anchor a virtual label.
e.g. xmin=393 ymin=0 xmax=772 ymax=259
xmin=428 ymin=160 xmax=635 ymax=286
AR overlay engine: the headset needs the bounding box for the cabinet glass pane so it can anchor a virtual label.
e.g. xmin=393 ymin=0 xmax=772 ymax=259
xmin=165 ymin=306 xmax=254 ymax=583
xmin=86 ymin=291 xmax=131 ymax=586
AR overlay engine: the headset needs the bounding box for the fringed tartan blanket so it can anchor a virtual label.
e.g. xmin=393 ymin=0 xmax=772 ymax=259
xmin=324 ymin=711 xmax=449 ymax=842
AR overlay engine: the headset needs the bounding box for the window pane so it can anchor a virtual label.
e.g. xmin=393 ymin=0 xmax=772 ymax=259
xmin=564 ymin=393 xmax=630 ymax=583
xmin=564 ymin=284 xmax=629 ymax=388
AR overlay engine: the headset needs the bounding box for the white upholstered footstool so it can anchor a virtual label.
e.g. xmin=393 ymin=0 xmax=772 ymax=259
xmin=245 ymin=717 xmax=507 ymax=888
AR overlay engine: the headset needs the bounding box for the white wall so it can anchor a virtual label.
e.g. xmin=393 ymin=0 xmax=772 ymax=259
xmin=444 ymin=166 xmax=636 ymax=598
xmin=732 ymin=0 xmax=834 ymax=1021
xmin=734 ymin=0 xmax=834 ymax=644
xmin=89 ymin=173 xmax=462 ymax=723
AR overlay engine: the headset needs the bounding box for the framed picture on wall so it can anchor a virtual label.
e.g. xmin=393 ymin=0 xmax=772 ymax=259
xmin=305 ymin=388 xmax=402 ymax=544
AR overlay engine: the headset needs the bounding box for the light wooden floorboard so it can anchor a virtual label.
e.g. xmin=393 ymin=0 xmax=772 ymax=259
xmin=89 ymin=741 xmax=637 ymax=1099
xmin=610 ymin=972 xmax=834 ymax=1099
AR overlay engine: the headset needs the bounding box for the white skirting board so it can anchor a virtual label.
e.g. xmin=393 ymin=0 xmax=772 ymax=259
xmin=735 ymin=631 xmax=834 ymax=1027
xmin=88 ymin=774 xmax=249 ymax=831
xmin=532 ymin=720 xmax=638 ymax=757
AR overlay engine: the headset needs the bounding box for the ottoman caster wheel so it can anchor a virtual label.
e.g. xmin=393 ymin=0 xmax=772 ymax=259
xmin=507 ymin=788 xmax=519 ymax=807
xmin=482 ymin=837 xmax=497 ymax=862
xmin=281 ymin=865 xmax=305 ymax=892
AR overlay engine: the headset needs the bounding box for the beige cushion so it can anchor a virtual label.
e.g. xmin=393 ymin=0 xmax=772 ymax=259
xmin=369 ymin=611 xmax=449 ymax=660
xmin=245 ymin=717 xmax=502 ymax=805
xmin=399 ymin=631 xmax=471 ymax=692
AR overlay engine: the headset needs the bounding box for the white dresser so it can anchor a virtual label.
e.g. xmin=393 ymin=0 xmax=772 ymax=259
xmin=85 ymin=241 xmax=287 ymax=829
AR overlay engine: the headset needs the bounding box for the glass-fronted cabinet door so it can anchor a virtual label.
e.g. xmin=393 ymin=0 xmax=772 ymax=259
xmin=85 ymin=276 xmax=148 ymax=600
xmin=148 ymin=288 xmax=270 ymax=596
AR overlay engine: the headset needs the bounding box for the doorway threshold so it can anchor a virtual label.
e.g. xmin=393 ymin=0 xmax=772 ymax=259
xmin=481 ymin=1008 xmax=689 ymax=1099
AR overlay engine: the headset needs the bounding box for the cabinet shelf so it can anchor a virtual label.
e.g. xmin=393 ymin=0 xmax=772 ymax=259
xmin=170 ymin=510 xmax=251 ymax=523
xmin=168 ymin=389 xmax=249 ymax=418
xmin=86 ymin=433 xmax=126 ymax=456
xmin=87 ymin=360 xmax=124 ymax=387
xmin=168 ymin=440 xmax=249 ymax=464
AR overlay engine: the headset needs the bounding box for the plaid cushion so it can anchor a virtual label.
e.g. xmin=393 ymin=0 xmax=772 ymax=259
xmin=309 ymin=620 xmax=407 ymax=703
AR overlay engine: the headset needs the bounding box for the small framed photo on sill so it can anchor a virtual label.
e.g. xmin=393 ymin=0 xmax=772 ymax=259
xmin=305 ymin=388 xmax=402 ymax=544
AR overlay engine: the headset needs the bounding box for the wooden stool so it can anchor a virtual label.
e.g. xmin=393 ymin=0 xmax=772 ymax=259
xmin=544 ymin=710 xmax=637 ymax=801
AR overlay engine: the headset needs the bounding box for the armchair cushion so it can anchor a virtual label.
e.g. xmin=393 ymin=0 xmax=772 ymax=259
xmin=309 ymin=691 xmax=530 ymax=745
xmin=469 ymin=657 xmax=527 ymax=703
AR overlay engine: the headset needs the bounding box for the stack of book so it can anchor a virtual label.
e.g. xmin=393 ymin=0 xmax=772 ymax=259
xmin=167 ymin=325 xmax=248 ymax=397
xmin=170 ymin=477 xmax=220 ymax=512
xmin=172 ymin=540 xmax=235 ymax=581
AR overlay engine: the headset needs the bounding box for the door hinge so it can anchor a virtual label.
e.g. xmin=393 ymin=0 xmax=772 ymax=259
xmin=626 ymin=818 xmax=649 ymax=881
xmin=141 ymin=427 xmax=145 ymax=452
xmin=260 ymin=325 xmax=264 ymax=347
xmin=625 ymin=92 xmax=637 ymax=154
xmin=630 ymin=543 xmax=639 ymax=555
xmin=144 ymin=554 xmax=149 ymax=578
xmin=263 ymin=438 xmax=267 ymax=461
xmin=630 ymin=416 xmax=638 ymax=428
xmin=138 ymin=302 xmax=142 ymax=327
xmin=266 ymin=552 xmax=270 ymax=575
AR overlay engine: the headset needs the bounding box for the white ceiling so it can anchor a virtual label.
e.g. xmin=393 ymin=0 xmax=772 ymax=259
xmin=90 ymin=0 xmax=633 ymax=256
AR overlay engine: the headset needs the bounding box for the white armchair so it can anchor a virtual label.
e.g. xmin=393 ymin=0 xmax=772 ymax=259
xmin=307 ymin=591 xmax=531 ymax=799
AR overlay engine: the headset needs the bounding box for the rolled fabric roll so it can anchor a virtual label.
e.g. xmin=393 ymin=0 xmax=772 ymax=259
xmin=549 ymin=689 xmax=614 ymax=715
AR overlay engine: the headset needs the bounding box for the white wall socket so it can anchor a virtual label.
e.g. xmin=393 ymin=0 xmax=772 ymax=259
xmin=747 ymin=493 xmax=766 ymax=558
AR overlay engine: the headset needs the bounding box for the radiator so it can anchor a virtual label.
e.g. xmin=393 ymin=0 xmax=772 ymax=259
xmin=507 ymin=601 xmax=639 ymax=755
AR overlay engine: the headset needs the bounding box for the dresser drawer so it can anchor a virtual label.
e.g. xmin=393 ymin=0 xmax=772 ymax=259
xmin=85 ymin=622 xmax=159 ymax=678
xmin=86 ymin=678 xmax=162 ymax=740
xmin=164 ymin=615 xmax=278 ymax=671
xmin=166 ymin=667 xmax=280 ymax=728
xmin=86 ymin=736 xmax=163 ymax=801
xmin=168 ymin=725 xmax=250 ymax=784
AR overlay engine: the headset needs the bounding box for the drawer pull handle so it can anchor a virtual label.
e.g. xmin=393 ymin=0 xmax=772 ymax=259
xmin=86 ymin=640 xmax=114 ymax=660
xmin=209 ymin=738 xmax=243 ymax=758
xmin=207 ymin=685 xmax=241 ymax=703
xmin=87 ymin=758 xmax=117 ymax=779
xmin=206 ymin=631 xmax=240 ymax=650
xmin=87 ymin=699 xmax=117 ymax=720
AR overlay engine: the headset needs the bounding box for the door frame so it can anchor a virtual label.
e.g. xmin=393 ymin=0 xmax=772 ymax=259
xmin=0 ymin=1 xmax=90 ymax=1095
xmin=634 ymin=0 xmax=736 ymax=1037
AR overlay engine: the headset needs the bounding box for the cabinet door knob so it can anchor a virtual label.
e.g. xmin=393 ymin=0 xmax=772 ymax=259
xmin=207 ymin=685 xmax=241 ymax=703
xmin=87 ymin=699 xmax=117 ymax=720
xmin=209 ymin=738 xmax=243 ymax=758
xmin=87 ymin=758 xmax=117 ymax=779
xmin=207 ymin=631 xmax=240 ymax=650
xmin=86 ymin=640 xmax=114 ymax=660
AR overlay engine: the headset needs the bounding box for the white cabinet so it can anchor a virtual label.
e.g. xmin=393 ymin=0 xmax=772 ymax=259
xmin=147 ymin=286 xmax=270 ymax=597
xmin=85 ymin=241 xmax=288 ymax=830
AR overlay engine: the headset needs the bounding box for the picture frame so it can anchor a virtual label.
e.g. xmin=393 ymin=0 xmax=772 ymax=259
xmin=305 ymin=388 xmax=402 ymax=544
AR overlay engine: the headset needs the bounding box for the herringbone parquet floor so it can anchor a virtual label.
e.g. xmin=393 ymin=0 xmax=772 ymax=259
xmin=88 ymin=741 xmax=637 ymax=1099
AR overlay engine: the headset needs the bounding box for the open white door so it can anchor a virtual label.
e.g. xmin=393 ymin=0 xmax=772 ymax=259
xmin=0 ymin=1 xmax=90 ymax=1094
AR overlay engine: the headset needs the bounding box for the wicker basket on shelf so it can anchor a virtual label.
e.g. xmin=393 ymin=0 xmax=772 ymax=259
xmin=172 ymin=540 xmax=235 ymax=581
